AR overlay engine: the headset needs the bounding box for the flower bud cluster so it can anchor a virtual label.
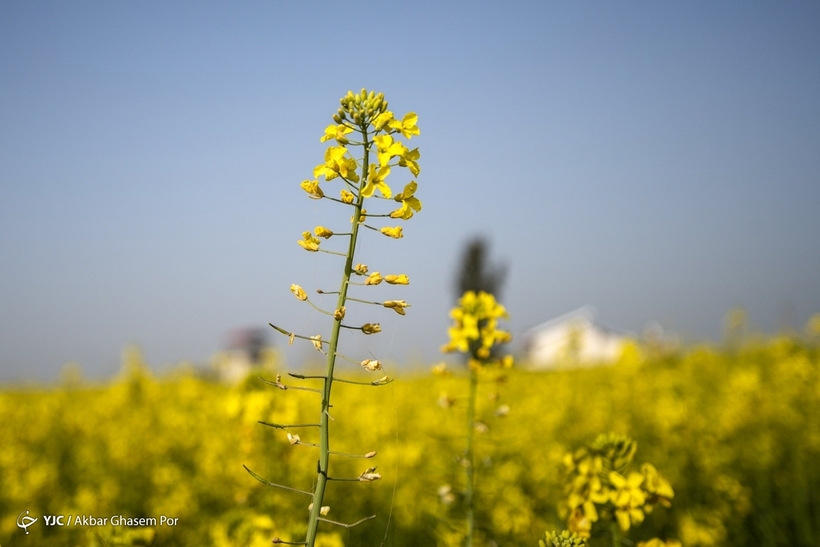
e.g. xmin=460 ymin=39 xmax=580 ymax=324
xmin=539 ymin=530 xmax=588 ymax=547
xmin=337 ymin=88 xmax=388 ymax=126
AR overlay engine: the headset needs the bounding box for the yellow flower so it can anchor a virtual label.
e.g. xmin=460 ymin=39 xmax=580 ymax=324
xmin=297 ymin=231 xmax=320 ymax=252
xmin=361 ymin=323 xmax=381 ymax=335
xmin=398 ymin=147 xmax=420 ymax=176
xmin=300 ymin=179 xmax=324 ymax=199
xmin=383 ymin=300 xmax=409 ymax=315
xmin=372 ymin=111 xmax=395 ymax=131
xmin=443 ymin=318 xmax=478 ymax=353
xmin=362 ymin=164 xmax=392 ymax=198
xmin=365 ymin=272 xmax=383 ymax=285
xmin=333 ymin=307 xmax=346 ymax=321
xmin=567 ymin=507 xmax=594 ymax=538
xmin=360 ymin=359 xmax=382 ymax=371
xmin=390 ymin=112 xmax=420 ymax=139
xmin=374 ymin=134 xmax=407 ymax=168
xmin=340 ymin=189 xmax=355 ymax=204
xmin=290 ymin=284 xmax=307 ymax=301
xmin=442 ymin=291 xmax=510 ymax=361
xmin=313 ymin=146 xmax=359 ymax=182
xmin=641 ymin=463 xmax=674 ymax=507
xmin=320 ymin=123 xmax=353 ymax=144
xmin=287 ymin=433 xmax=301 ymax=445
xmin=314 ymin=226 xmax=334 ymax=239
xmin=353 ymin=263 xmax=368 ymax=275
xmin=384 ymin=274 xmax=409 ymax=285
xmin=380 ymin=226 xmax=403 ymax=239
xmin=390 ymin=181 xmax=422 ymax=220
xmin=609 ymin=471 xmax=647 ymax=531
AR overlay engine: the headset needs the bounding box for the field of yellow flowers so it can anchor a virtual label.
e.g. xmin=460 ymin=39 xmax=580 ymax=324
xmin=2 ymin=331 xmax=819 ymax=547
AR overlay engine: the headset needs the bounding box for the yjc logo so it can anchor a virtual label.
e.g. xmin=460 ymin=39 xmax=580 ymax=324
xmin=17 ymin=510 xmax=38 ymax=534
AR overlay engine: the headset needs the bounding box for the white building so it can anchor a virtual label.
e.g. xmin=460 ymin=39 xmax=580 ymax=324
xmin=522 ymin=306 xmax=630 ymax=369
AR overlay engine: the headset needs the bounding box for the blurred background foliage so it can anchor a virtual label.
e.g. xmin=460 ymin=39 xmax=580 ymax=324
xmin=2 ymin=324 xmax=819 ymax=546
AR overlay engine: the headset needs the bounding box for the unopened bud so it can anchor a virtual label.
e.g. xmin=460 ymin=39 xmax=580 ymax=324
xmin=384 ymin=274 xmax=409 ymax=285
xmin=340 ymin=189 xmax=355 ymax=204
xmin=314 ymin=226 xmax=334 ymax=239
xmin=332 ymin=113 xmax=342 ymax=124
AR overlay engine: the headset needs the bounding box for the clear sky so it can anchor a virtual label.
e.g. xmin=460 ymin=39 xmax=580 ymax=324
xmin=2 ymin=1 xmax=819 ymax=381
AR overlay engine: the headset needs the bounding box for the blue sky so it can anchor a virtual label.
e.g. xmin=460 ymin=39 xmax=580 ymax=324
xmin=2 ymin=1 xmax=819 ymax=381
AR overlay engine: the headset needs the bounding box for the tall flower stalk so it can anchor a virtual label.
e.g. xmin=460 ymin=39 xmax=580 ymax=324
xmin=245 ymin=89 xmax=421 ymax=547
xmin=441 ymin=291 xmax=512 ymax=547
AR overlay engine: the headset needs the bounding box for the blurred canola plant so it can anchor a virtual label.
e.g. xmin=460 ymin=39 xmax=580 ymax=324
xmin=3 ymin=315 xmax=820 ymax=546
xmin=252 ymin=89 xmax=421 ymax=547
xmin=438 ymin=290 xmax=513 ymax=547
xmin=556 ymin=433 xmax=678 ymax=547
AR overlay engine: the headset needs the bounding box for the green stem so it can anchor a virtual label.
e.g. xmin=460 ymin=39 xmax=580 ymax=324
xmin=304 ymin=122 xmax=370 ymax=547
xmin=465 ymin=366 xmax=478 ymax=547
xmin=611 ymin=521 xmax=621 ymax=547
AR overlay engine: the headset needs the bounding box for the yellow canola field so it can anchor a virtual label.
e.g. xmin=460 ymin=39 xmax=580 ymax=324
xmin=1 ymin=334 xmax=819 ymax=547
